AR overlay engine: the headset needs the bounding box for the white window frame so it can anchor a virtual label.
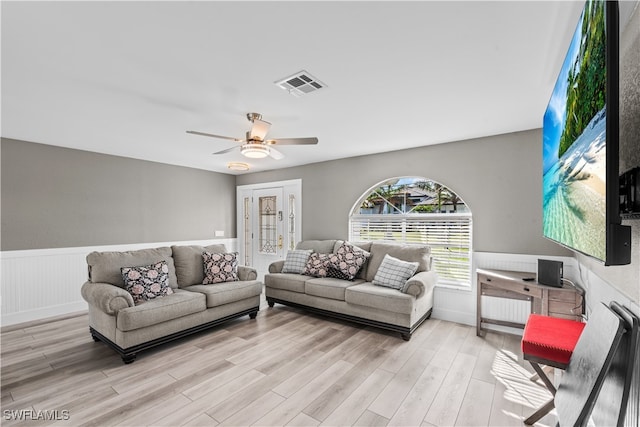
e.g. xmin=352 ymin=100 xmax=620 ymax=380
xmin=349 ymin=178 xmax=472 ymax=288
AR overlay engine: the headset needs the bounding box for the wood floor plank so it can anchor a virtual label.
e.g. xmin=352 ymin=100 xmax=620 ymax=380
xmin=0 ymin=309 xmax=558 ymax=427
xmin=368 ymin=347 xmax=436 ymax=419
xmin=286 ymin=413 xmax=321 ymax=427
xmin=386 ymin=363 xmax=448 ymax=426
xmin=423 ymin=352 xmax=477 ymax=426
xmin=253 ymin=360 xmax=354 ymax=426
xmin=302 ymin=346 xmax=390 ymax=421
xmin=113 ymin=393 xmax=192 ymax=427
xmin=488 ymin=378 xmax=526 ymax=426
xmin=218 ymin=391 xmax=285 ymax=426
xmin=321 ymin=368 xmax=394 ymax=426
xmin=353 ymin=410 xmax=390 ymax=427
xmin=454 ymin=378 xmax=495 ymax=426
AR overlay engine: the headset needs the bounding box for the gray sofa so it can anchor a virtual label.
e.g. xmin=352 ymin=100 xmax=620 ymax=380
xmin=81 ymin=244 xmax=262 ymax=363
xmin=265 ymin=240 xmax=437 ymax=340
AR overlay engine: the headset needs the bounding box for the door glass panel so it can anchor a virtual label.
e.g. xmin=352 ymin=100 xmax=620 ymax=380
xmin=259 ymin=196 xmax=277 ymax=254
xmin=288 ymin=193 xmax=296 ymax=250
xmin=243 ymin=197 xmax=251 ymax=265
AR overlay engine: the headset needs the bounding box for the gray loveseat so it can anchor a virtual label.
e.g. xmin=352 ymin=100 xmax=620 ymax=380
xmin=265 ymin=240 xmax=437 ymax=340
xmin=81 ymin=244 xmax=262 ymax=363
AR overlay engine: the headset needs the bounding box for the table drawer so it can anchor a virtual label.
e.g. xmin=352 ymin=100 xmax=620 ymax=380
xmin=549 ymin=288 xmax=580 ymax=303
xmin=479 ymin=274 xmax=543 ymax=299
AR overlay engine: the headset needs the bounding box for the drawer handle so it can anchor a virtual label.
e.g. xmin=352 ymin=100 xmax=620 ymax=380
xmin=486 ymin=278 xmax=492 ymax=282
xmin=524 ymin=287 xmax=530 ymax=292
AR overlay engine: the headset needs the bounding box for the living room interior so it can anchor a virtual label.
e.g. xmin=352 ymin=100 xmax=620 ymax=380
xmin=2 ymin=1 xmax=640 ymax=426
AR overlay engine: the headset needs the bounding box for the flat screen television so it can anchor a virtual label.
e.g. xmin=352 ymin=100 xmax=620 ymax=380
xmin=542 ymin=0 xmax=631 ymax=265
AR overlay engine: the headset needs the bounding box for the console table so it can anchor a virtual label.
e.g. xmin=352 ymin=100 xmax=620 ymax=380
xmin=476 ymin=268 xmax=584 ymax=336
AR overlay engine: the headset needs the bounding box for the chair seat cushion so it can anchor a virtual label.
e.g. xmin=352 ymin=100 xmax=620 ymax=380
xmin=522 ymin=314 xmax=586 ymax=365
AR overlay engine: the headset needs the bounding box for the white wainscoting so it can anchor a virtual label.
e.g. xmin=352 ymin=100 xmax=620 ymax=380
xmin=0 ymin=239 xmax=237 ymax=327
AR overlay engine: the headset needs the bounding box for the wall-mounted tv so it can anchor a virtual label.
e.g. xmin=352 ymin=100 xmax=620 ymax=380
xmin=542 ymin=0 xmax=631 ymax=265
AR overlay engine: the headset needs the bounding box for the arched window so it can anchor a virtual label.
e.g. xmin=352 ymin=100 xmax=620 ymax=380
xmin=349 ymin=177 xmax=472 ymax=288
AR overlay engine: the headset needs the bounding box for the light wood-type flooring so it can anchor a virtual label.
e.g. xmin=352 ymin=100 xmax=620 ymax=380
xmin=1 ymin=302 xmax=558 ymax=427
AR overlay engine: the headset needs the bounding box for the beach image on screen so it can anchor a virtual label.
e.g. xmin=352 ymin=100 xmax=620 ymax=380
xmin=542 ymin=0 xmax=607 ymax=261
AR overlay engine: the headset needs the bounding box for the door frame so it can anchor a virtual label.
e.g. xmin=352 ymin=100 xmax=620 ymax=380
xmin=236 ymin=179 xmax=302 ymax=270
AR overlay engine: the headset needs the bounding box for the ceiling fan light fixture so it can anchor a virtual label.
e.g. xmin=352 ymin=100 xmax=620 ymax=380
xmin=227 ymin=162 xmax=249 ymax=171
xmin=241 ymin=143 xmax=270 ymax=159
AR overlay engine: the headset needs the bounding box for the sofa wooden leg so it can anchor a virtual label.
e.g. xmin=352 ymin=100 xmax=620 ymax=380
xmin=91 ymin=331 xmax=101 ymax=342
xmin=122 ymin=353 xmax=137 ymax=364
xmin=249 ymin=311 xmax=258 ymax=319
xmin=401 ymin=333 xmax=412 ymax=341
xmin=267 ymin=300 xmax=275 ymax=308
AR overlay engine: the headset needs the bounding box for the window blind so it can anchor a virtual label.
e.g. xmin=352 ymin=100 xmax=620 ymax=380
xmin=350 ymin=213 xmax=472 ymax=287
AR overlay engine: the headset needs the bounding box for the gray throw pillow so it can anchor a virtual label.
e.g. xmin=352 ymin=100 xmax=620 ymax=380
xmin=372 ymin=254 xmax=419 ymax=291
xmin=282 ymin=249 xmax=313 ymax=274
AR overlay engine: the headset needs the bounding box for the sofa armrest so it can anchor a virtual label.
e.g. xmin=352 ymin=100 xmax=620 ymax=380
xmin=403 ymin=270 xmax=438 ymax=298
xmin=238 ymin=266 xmax=258 ymax=281
xmin=268 ymin=260 xmax=285 ymax=273
xmin=81 ymin=281 xmax=134 ymax=314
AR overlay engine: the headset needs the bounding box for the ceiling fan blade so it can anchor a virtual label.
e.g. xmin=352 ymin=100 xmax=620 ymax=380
xmin=187 ymin=130 xmax=243 ymax=142
xmin=249 ymin=119 xmax=271 ymax=141
xmin=213 ymin=146 xmax=240 ymax=155
xmin=268 ymin=147 xmax=285 ymax=160
xmin=266 ymin=137 xmax=318 ymax=145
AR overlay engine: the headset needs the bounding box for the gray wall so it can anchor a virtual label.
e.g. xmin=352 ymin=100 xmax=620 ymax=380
xmin=237 ymin=128 xmax=571 ymax=257
xmin=1 ymin=138 xmax=236 ymax=250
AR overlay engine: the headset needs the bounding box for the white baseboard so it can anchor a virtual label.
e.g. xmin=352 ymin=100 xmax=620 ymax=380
xmin=1 ymin=302 xmax=88 ymax=327
xmin=431 ymin=306 xmax=475 ymax=326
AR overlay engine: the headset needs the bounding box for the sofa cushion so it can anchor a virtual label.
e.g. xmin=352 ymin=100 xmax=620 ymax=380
xmin=265 ymin=273 xmax=310 ymax=293
xmin=305 ymin=277 xmax=365 ymax=301
xmin=282 ymin=249 xmax=313 ymax=274
xmin=372 ymin=254 xmax=419 ymax=291
xmin=87 ymin=247 xmax=179 ymax=289
xmin=171 ymin=244 xmax=227 ymax=287
xmin=121 ymin=260 xmax=174 ymax=305
xmin=116 ymin=289 xmax=206 ymax=332
xmin=295 ymin=240 xmax=337 ymax=254
xmin=303 ymin=252 xmax=333 ymax=278
xmin=345 ymin=283 xmax=415 ymax=315
xmin=203 ymin=252 xmax=239 ymax=284
xmin=366 ymin=242 xmax=431 ymax=282
xmin=183 ymin=280 xmax=262 ymax=308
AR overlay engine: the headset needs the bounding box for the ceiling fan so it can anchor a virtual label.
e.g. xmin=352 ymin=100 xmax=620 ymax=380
xmin=187 ymin=112 xmax=318 ymax=160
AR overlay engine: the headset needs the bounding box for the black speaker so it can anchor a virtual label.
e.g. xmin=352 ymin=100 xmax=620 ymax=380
xmin=537 ymin=259 xmax=563 ymax=287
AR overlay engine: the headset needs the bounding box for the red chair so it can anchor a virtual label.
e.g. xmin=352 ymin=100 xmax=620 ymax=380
xmin=521 ymin=314 xmax=586 ymax=425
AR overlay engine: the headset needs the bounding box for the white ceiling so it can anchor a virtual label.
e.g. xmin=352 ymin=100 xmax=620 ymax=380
xmin=2 ymin=1 xmax=632 ymax=175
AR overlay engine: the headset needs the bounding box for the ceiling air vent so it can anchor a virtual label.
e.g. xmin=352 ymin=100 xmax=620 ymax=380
xmin=275 ymin=70 xmax=326 ymax=97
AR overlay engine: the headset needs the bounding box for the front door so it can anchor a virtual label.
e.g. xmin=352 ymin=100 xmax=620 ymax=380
xmin=251 ymin=187 xmax=285 ymax=274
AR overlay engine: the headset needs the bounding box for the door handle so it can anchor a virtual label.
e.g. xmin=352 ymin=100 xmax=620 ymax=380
xmin=278 ymin=235 xmax=283 ymax=249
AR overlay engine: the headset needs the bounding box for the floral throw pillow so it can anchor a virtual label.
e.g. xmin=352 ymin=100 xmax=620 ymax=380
xmin=303 ymin=252 xmax=333 ymax=278
xmin=121 ymin=260 xmax=173 ymax=305
xmin=327 ymin=242 xmax=370 ymax=281
xmin=203 ymin=252 xmax=239 ymax=284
